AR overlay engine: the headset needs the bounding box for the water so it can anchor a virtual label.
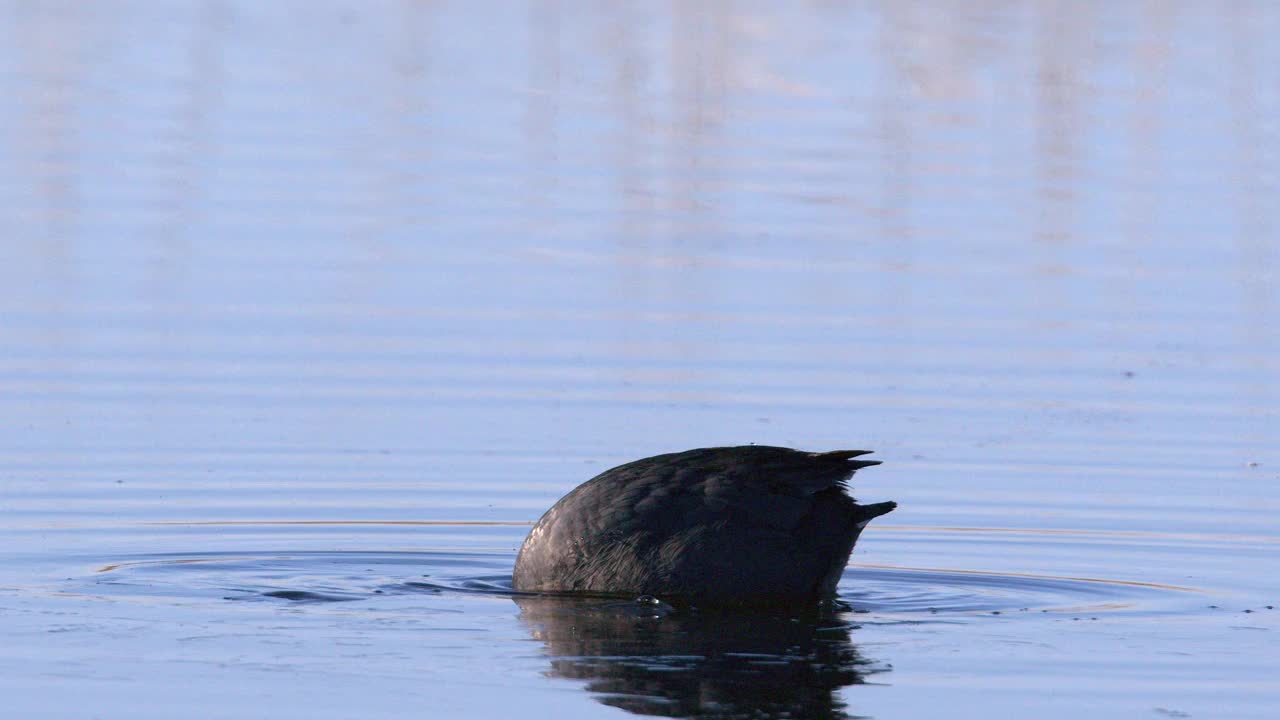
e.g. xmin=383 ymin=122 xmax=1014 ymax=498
xmin=2 ymin=1 xmax=1278 ymax=718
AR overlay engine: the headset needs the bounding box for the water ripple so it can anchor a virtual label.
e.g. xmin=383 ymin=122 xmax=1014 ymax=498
xmin=79 ymin=547 xmax=1202 ymax=619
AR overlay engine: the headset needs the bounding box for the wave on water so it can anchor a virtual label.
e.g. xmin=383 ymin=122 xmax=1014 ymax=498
xmin=78 ymin=545 xmax=1203 ymax=619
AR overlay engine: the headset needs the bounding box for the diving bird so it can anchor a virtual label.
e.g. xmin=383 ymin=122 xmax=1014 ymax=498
xmin=513 ymin=445 xmax=895 ymax=607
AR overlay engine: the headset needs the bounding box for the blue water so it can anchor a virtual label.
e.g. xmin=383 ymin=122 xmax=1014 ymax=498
xmin=2 ymin=2 xmax=1278 ymax=718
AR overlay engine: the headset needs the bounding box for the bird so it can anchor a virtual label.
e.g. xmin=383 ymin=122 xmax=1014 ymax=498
xmin=512 ymin=445 xmax=895 ymax=607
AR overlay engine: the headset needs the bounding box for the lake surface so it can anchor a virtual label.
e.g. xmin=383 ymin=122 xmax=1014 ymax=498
xmin=2 ymin=1 xmax=1278 ymax=718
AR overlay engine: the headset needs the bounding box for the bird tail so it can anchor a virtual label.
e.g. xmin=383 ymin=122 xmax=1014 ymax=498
xmin=853 ymin=500 xmax=897 ymax=523
xmin=811 ymin=449 xmax=882 ymax=472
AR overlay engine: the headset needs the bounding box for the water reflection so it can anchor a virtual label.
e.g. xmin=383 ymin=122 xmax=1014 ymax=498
xmin=516 ymin=595 xmax=881 ymax=719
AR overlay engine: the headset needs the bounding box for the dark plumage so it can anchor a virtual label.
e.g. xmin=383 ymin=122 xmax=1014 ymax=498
xmin=512 ymin=445 xmax=896 ymax=607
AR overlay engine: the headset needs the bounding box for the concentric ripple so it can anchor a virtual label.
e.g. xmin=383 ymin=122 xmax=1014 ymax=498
xmin=83 ymin=550 xmax=515 ymax=604
xmin=76 ymin=547 xmax=1202 ymax=619
xmin=841 ymin=564 xmax=1199 ymax=618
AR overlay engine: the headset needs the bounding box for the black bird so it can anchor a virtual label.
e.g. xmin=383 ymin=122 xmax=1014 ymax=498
xmin=512 ymin=445 xmax=896 ymax=607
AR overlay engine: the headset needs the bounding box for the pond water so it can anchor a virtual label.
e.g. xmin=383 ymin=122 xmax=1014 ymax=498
xmin=2 ymin=1 xmax=1278 ymax=718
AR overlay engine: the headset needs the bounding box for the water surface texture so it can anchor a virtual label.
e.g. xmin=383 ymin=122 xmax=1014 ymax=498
xmin=2 ymin=2 xmax=1278 ymax=719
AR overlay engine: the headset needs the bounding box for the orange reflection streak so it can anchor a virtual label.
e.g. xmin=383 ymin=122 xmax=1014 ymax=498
xmin=141 ymin=520 xmax=533 ymax=526
xmin=878 ymin=525 xmax=1280 ymax=544
xmin=130 ymin=520 xmax=1280 ymax=545
xmin=848 ymin=562 xmax=1202 ymax=593
xmin=97 ymin=556 xmax=257 ymax=573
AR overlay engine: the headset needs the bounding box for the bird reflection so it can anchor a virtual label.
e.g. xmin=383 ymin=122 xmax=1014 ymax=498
xmin=515 ymin=595 xmax=884 ymax=719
